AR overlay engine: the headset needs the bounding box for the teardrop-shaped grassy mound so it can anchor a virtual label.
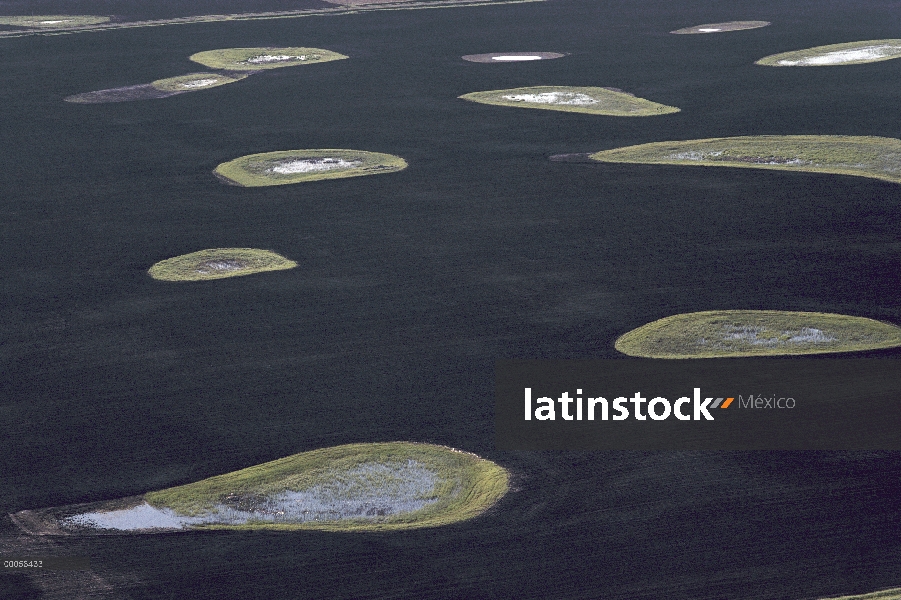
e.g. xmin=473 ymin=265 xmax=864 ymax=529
xmin=43 ymin=443 xmax=509 ymax=532
xmin=459 ymin=86 xmax=679 ymax=116
xmin=670 ymin=21 xmax=769 ymax=34
xmin=756 ymin=39 xmax=901 ymax=66
xmin=0 ymin=15 xmax=109 ymax=28
xmin=148 ymin=248 xmax=297 ymax=282
xmin=151 ymin=72 xmax=248 ymax=92
xmin=615 ymin=310 xmax=901 ymax=358
xmin=214 ymin=149 xmax=408 ymax=187
xmin=590 ymin=135 xmax=901 ymax=185
xmin=190 ymin=47 xmax=348 ymax=71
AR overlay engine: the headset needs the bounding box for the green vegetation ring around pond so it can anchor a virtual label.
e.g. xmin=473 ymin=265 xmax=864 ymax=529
xmin=756 ymin=39 xmax=901 ymax=66
xmin=214 ymin=149 xmax=408 ymax=187
xmin=589 ymin=135 xmax=901 ymax=185
xmin=0 ymin=15 xmax=109 ymax=27
xmin=41 ymin=442 xmax=509 ymax=533
xmin=150 ymin=72 xmax=248 ymax=92
xmin=189 ymin=47 xmax=348 ymax=71
xmin=460 ymin=86 xmax=679 ymax=116
xmin=148 ymin=248 xmax=297 ymax=282
xmin=670 ymin=20 xmax=770 ymax=34
xmin=615 ymin=310 xmax=901 ymax=358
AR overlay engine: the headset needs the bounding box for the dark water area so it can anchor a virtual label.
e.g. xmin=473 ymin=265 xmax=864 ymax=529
xmin=2 ymin=0 xmax=901 ymax=597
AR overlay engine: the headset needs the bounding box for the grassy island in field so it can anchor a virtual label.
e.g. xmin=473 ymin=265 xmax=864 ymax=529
xmin=460 ymin=86 xmax=679 ymax=116
xmin=215 ymin=149 xmax=408 ymax=187
xmin=756 ymin=39 xmax=901 ymax=66
xmin=0 ymin=15 xmax=109 ymax=27
xmin=615 ymin=310 xmax=901 ymax=358
xmin=670 ymin=21 xmax=769 ymax=34
xmin=589 ymin=135 xmax=901 ymax=185
xmin=190 ymin=47 xmax=348 ymax=71
xmin=42 ymin=443 xmax=509 ymax=532
xmin=148 ymin=248 xmax=297 ymax=282
xmin=461 ymin=51 xmax=565 ymax=63
xmin=151 ymin=72 xmax=247 ymax=92
xmin=819 ymin=590 xmax=901 ymax=600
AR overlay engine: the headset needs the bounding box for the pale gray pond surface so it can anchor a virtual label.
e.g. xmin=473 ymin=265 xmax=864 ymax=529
xmin=61 ymin=461 xmax=440 ymax=530
xmin=61 ymin=503 xmax=209 ymax=530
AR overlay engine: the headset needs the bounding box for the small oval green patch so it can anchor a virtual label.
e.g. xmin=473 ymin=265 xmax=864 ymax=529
xmin=189 ymin=47 xmax=348 ymax=70
xmin=589 ymin=135 xmax=901 ymax=185
xmin=148 ymin=248 xmax=297 ymax=282
xmin=0 ymin=15 xmax=109 ymax=27
xmin=150 ymin=72 xmax=247 ymax=92
xmin=615 ymin=310 xmax=901 ymax=358
xmin=756 ymin=39 xmax=901 ymax=66
xmin=214 ymin=149 xmax=408 ymax=187
xmin=460 ymin=86 xmax=679 ymax=116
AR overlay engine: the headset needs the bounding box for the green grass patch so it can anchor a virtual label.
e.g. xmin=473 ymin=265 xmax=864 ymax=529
xmin=143 ymin=442 xmax=510 ymax=531
xmin=756 ymin=39 xmax=901 ymax=66
xmin=0 ymin=15 xmax=109 ymax=27
xmin=214 ymin=149 xmax=408 ymax=187
xmin=459 ymin=86 xmax=679 ymax=116
xmin=150 ymin=72 xmax=247 ymax=92
xmin=148 ymin=248 xmax=297 ymax=282
xmin=615 ymin=310 xmax=901 ymax=358
xmin=590 ymin=135 xmax=901 ymax=184
xmin=670 ymin=21 xmax=769 ymax=34
xmin=818 ymin=590 xmax=901 ymax=600
xmin=189 ymin=47 xmax=348 ymax=71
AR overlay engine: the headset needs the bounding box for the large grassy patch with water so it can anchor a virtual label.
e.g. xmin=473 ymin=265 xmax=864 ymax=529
xmin=148 ymin=248 xmax=297 ymax=281
xmin=190 ymin=47 xmax=348 ymax=70
xmin=756 ymin=39 xmax=901 ymax=66
xmin=615 ymin=310 xmax=901 ymax=358
xmin=43 ymin=443 xmax=509 ymax=532
xmin=215 ymin=149 xmax=408 ymax=187
xmin=459 ymin=86 xmax=679 ymax=116
xmin=590 ymin=135 xmax=901 ymax=184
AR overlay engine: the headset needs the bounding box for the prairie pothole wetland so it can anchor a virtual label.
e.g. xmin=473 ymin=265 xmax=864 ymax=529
xmin=669 ymin=20 xmax=770 ymax=34
xmin=4 ymin=0 xmax=901 ymax=598
xmin=589 ymin=135 xmax=901 ymax=184
xmin=147 ymin=248 xmax=297 ymax=281
xmin=189 ymin=47 xmax=348 ymax=70
xmin=0 ymin=14 xmax=110 ymax=27
xmin=214 ymin=149 xmax=408 ymax=186
xmin=615 ymin=310 xmax=901 ymax=358
xmin=12 ymin=443 xmax=509 ymax=532
xmin=756 ymin=39 xmax=901 ymax=66
xmin=459 ymin=85 xmax=680 ymax=115
xmin=461 ymin=51 xmax=565 ymax=62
